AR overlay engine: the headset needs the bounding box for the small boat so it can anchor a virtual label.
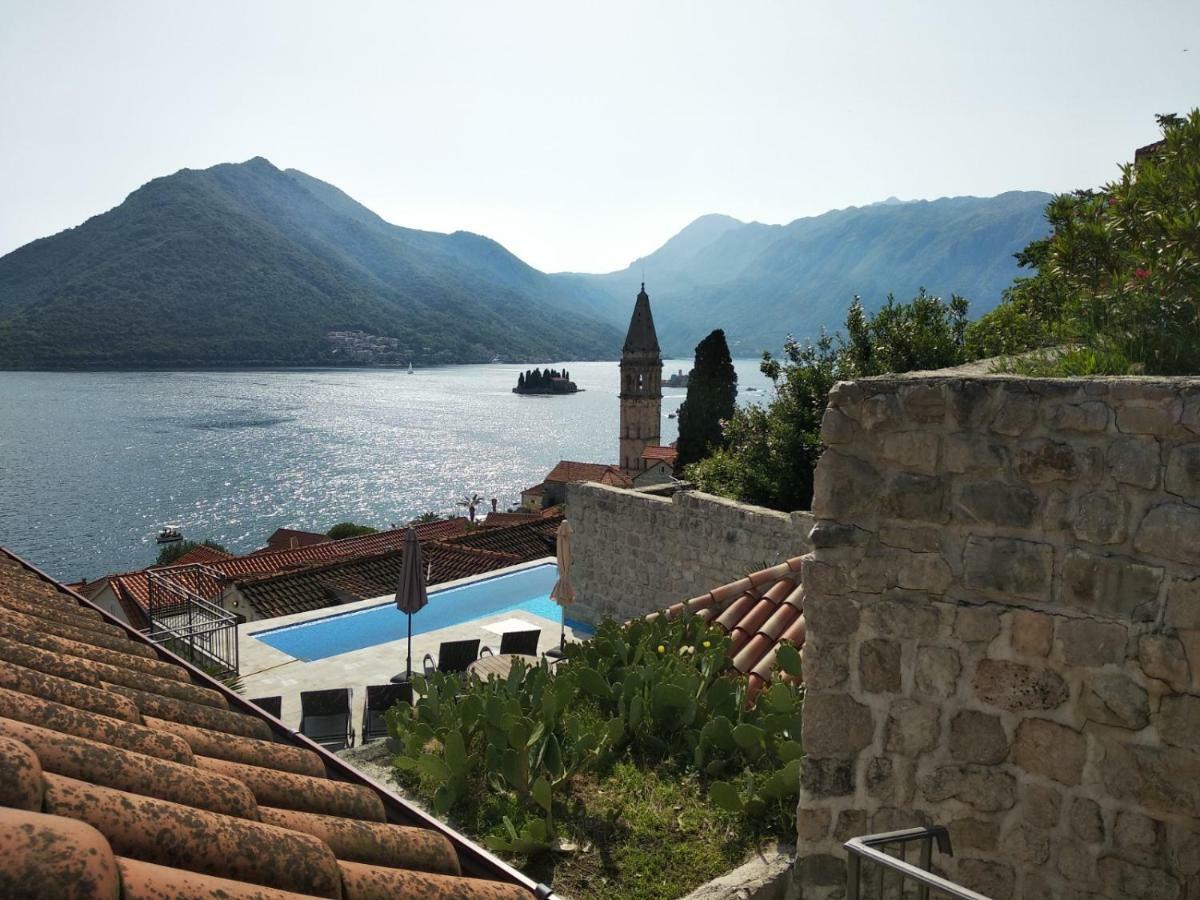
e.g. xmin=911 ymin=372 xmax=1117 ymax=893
xmin=668 ymin=412 xmax=677 ymax=419
xmin=157 ymin=525 xmax=183 ymax=544
xmin=407 ymin=362 xmax=414 ymax=375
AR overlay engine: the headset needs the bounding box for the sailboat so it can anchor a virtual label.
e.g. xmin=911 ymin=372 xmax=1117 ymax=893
xmin=408 ymin=361 xmax=414 ymax=375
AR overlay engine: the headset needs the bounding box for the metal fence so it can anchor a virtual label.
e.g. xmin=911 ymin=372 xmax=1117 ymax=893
xmin=844 ymin=826 xmax=991 ymax=900
xmin=146 ymin=565 xmax=239 ymax=677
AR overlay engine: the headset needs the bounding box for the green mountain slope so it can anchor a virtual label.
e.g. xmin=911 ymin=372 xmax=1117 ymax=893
xmin=0 ymin=158 xmax=621 ymax=368
xmin=556 ymin=191 xmax=1053 ymax=357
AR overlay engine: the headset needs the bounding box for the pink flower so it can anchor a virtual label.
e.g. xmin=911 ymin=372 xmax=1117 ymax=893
xmin=1134 ymin=267 xmax=1150 ymax=280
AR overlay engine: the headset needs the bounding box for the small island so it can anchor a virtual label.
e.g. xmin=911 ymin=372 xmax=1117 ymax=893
xmin=513 ymin=367 xmax=581 ymax=394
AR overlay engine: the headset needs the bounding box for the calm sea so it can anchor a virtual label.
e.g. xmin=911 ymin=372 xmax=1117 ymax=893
xmin=0 ymin=360 xmax=773 ymax=581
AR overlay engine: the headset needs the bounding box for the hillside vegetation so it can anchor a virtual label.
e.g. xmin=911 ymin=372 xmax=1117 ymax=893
xmin=0 ymin=158 xmax=621 ymax=368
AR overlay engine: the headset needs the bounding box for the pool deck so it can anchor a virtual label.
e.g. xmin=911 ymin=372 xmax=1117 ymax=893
xmin=235 ymin=558 xmax=586 ymax=735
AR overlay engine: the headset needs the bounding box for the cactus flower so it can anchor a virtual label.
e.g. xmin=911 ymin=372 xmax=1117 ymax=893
xmin=702 ymin=640 xmax=711 ymax=649
xmin=657 ymin=644 xmax=665 ymax=654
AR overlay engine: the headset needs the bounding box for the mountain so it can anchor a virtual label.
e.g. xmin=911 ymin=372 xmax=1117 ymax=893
xmin=555 ymin=191 xmax=1053 ymax=357
xmin=0 ymin=158 xmax=622 ymax=368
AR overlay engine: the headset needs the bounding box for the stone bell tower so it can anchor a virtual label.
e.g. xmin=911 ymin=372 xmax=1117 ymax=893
xmin=619 ymin=283 xmax=663 ymax=473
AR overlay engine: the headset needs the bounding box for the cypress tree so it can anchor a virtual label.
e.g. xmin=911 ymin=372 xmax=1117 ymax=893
xmin=675 ymin=329 xmax=738 ymax=470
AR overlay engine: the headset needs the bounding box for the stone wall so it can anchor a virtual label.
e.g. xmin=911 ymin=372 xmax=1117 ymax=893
xmin=567 ymin=482 xmax=813 ymax=622
xmin=796 ymin=375 xmax=1200 ymax=899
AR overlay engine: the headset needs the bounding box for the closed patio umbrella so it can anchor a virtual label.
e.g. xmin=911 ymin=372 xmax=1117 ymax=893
xmin=549 ymin=520 xmax=576 ymax=654
xmin=393 ymin=526 xmax=429 ymax=684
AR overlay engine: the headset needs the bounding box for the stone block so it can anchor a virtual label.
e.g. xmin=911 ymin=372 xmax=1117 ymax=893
xmin=864 ymin=755 xmax=894 ymax=800
xmin=860 ymin=391 xmax=901 ymax=431
xmin=958 ymin=858 xmax=1015 ymax=900
xmin=1012 ymin=718 xmax=1087 ymax=785
xmin=878 ymin=522 xmax=942 ymax=553
xmin=943 ymin=434 xmax=1009 ymax=474
xmin=881 ymin=473 xmax=949 ymax=523
xmin=1134 ymin=503 xmax=1200 ymax=566
xmin=811 ymin=451 xmax=883 ymax=521
xmin=991 ymin=392 xmax=1039 ymax=436
xmin=803 ymin=693 xmax=875 ymax=757
xmin=795 ymin=853 xmax=846 ymax=887
xmin=880 ymin=431 xmax=940 ymax=474
xmin=1101 ymin=740 xmax=1200 ymax=818
xmin=948 ymin=817 xmax=999 ymax=853
xmin=819 ymin=406 xmax=857 ymax=445
xmin=802 ymin=641 xmax=849 ymax=690
xmin=1097 ymin=855 xmax=1182 ymax=900
xmin=794 ymin=806 xmax=831 ymax=842
xmin=1061 ymin=550 xmax=1163 ymax=621
xmin=1052 ymin=401 xmax=1111 ymax=432
xmin=1024 ymin=783 xmax=1063 ymax=830
xmin=1010 ymin=608 xmax=1054 ymax=657
xmin=870 ymin=806 xmax=928 ymax=833
xmin=1072 ymin=492 xmax=1129 ymax=545
xmin=1016 ymin=439 xmax=1080 ymax=483
xmin=1058 ymin=838 xmax=1100 ymax=885
xmin=883 ymin=699 xmax=940 ymax=754
xmin=1166 ymin=442 xmax=1200 ymax=499
xmin=808 ymin=521 xmax=867 ymax=549
xmin=1069 ymin=797 xmax=1105 ymax=844
xmin=1157 ymin=694 xmax=1200 ymax=748
xmin=1058 ymin=618 xmax=1128 ymax=667
xmin=914 ymin=645 xmax=961 ymax=698
xmin=803 ymin=559 xmax=850 ymax=596
xmin=1113 ymin=811 xmax=1164 ymax=868
xmin=1082 ymin=673 xmax=1150 ymax=730
xmin=802 ymin=596 xmax=860 ymax=639
xmin=895 ymin=552 xmax=952 ymax=594
xmin=948 ymin=709 xmax=1008 ymax=764
xmin=899 ymin=383 xmax=947 ymax=423
xmin=1001 ymin=823 xmax=1051 ymax=865
xmin=963 ymin=535 xmax=1054 ymax=601
xmin=1139 ymin=633 xmax=1191 ymax=687
xmin=918 ymin=764 xmax=1016 ymax=811
xmin=859 ymin=638 xmax=902 ymax=693
xmin=1166 ymin=577 xmax=1200 ymax=629
xmin=974 ymin=659 xmax=1069 ymax=711
xmin=955 ymin=479 xmax=1039 ymax=528
xmin=1116 ymin=393 xmax=1183 ymax=433
xmin=800 ymin=756 xmax=855 ymax=798
xmin=832 ymin=809 xmax=869 ymax=843
xmin=955 ymin=605 xmax=1001 ymax=643
xmin=1107 ymin=436 xmax=1161 ymax=488
xmin=861 ymin=597 xmax=942 ymax=639
xmin=1167 ymin=822 xmax=1200 ymax=877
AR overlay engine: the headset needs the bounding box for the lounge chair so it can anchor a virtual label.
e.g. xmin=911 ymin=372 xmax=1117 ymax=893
xmin=249 ymin=695 xmax=282 ymax=718
xmin=480 ymin=629 xmax=541 ymax=657
xmin=299 ymin=688 xmax=354 ymax=750
xmin=423 ymin=638 xmax=480 ymax=676
xmin=362 ymin=683 xmax=413 ymax=743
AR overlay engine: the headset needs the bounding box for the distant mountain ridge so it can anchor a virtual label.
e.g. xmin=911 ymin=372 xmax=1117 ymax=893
xmin=556 ymin=190 xmax=1053 ymax=356
xmin=0 ymin=158 xmax=622 ymax=368
xmin=0 ymin=157 xmax=1052 ymax=368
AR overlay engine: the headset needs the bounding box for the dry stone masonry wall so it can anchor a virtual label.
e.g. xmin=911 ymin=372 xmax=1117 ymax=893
xmin=797 ymin=375 xmax=1200 ymax=900
xmin=566 ymin=482 xmax=813 ymax=623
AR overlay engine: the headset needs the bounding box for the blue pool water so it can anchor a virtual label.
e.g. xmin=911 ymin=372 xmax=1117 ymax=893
xmin=250 ymin=563 xmax=593 ymax=662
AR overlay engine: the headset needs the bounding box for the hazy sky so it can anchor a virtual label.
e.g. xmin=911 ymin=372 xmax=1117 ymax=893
xmin=2 ymin=1 xmax=1197 ymax=273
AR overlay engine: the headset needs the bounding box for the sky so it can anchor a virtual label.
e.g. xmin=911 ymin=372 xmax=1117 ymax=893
xmin=1 ymin=1 xmax=1197 ymax=273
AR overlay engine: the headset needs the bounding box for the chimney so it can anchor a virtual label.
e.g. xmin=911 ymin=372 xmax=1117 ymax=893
xmin=289 ymin=536 xmax=299 ymax=549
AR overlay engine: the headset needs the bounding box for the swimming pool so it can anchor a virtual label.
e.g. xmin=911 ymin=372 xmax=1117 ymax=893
xmin=249 ymin=563 xmax=593 ymax=662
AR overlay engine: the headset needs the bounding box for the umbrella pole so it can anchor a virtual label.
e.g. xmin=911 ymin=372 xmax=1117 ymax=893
xmin=559 ymin=613 xmax=566 ymax=653
xmin=407 ymin=610 xmax=413 ymax=682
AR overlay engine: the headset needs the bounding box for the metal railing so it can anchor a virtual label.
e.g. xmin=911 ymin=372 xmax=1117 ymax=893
xmin=845 ymin=826 xmax=991 ymax=900
xmin=146 ymin=565 xmax=238 ymax=677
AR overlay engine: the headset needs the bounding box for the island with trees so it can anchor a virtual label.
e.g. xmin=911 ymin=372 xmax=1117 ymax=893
xmin=513 ymin=368 xmax=580 ymax=394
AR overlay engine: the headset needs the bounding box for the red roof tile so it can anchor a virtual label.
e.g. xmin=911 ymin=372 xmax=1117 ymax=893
xmin=0 ymin=546 xmax=540 ymax=898
xmin=482 ymin=512 xmax=544 ymax=527
xmin=641 ymin=445 xmax=678 ymax=464
xmin=445 ymin=519 xmax=561 ymax=561
xmin=264 ymin=529 xmax=330 ymax=553
xmin=165 ymin=544 xmax=233 ymax=566
xmin=545 ymin=460 xmax=625 ymax=485
xmin=654 ymin=557 xmax=805 ymax=705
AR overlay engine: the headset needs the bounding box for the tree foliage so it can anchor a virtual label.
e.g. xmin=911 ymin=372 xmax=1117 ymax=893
xmin=326 ymin=522 xmax=377 ymax=540
xmin=155 ymin=539 xmax=228 ymax=566
xmin=675 ymin=329 xmax=738 ymax=470
xmin=967 ymin=110 xmax=1200 ymax=374
xmin=686 ymin=291 xmax=968 ymax=511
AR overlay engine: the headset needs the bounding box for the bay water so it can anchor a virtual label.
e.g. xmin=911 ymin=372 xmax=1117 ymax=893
xmin=0 ymin=360 xmax=773 ymax=580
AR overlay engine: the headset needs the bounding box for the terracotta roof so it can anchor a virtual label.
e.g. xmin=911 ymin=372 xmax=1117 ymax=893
xmin=264 ymin=528 xmax=330 ymax=552
xmin=520 ymin=484 xmax=544 ymax=496
xmin=165 ymin=544 xmax=233 ymax=566
xmin=482 ymin=512 xmax=544 ymax=528
xmin=598 ymin=470 xmax=634 ymax=488
xmin=641 ymin=445 xmax=678 ymax=464
xmin=112 ymin=519 xmax=471 ymax=614
xmin=445 ymin=519 xmax=561 ymax=561
xmin=654 ymin=557 xmax=806 ymax=704
xmin=235 ymin=542 xmax=523 ymax=621
xmin=0 ymin=546 xmax=540 ymax=898
xmin=540 ymin=505 xmax=564 ymax=518
xmin=544 ymin=460 xmax=625 ymax=485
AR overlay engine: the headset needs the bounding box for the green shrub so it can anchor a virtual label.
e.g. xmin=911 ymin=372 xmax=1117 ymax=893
xmin=326 ymin=522 xmax=377 ymax=539
xmin=155 ymin=539 xmax=227 ymax=566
